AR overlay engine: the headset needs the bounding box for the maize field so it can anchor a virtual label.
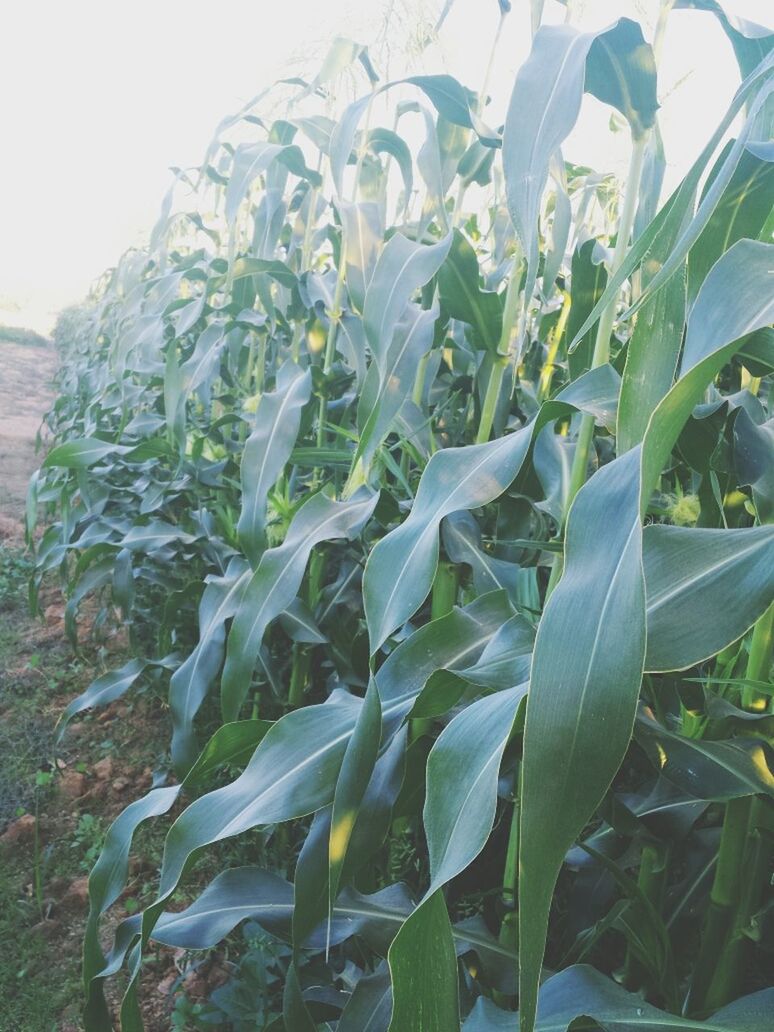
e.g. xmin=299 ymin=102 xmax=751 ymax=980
xmin=30 ymin=2 xmax=774 ymax=1029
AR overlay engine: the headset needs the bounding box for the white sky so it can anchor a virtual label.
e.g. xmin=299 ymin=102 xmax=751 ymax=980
xmin=1 ymin=0 xmax=771 ymax=333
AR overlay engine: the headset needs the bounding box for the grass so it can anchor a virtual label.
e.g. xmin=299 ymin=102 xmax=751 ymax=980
xmin=0 ymin=545 xmax=177 ymax=1029
xmin=0 ymin=547 xmax=81 ymax=1030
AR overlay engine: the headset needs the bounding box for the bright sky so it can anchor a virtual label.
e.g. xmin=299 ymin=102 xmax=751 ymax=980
xmin=1 ymin=0 xmax=771 ymax=333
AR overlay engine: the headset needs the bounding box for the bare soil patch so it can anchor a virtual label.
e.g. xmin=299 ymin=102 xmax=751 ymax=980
xmin=0 ymin=339 xmax=57 ymax=519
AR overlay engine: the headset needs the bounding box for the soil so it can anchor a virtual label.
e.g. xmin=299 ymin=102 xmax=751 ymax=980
xmin=0 ymin=339 xmax=58 ymax=519
xmin=0 ymin=340 xmax=190 ymax=1031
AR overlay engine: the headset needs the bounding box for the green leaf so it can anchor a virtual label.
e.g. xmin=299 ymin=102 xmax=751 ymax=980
xmin=584 ymin=18 xmax=658 ymax=140
xmin=377 ymin=591 xmax=517 ymax=732
xmin=237 ymin=362 xmax=312 ymax=564
xmin=84 ymin=718 xmax=271 ymax=1026
xmin=120 ymin=519 xmax=197 ymax=552
xmin=641 ymin=240 xmax=774 ymax=502
xmin=568 ymin=60 xmax=774 ymax=353
xmin=338 ymin=964 xmax=392 ymax=1032
xmin=442 ymin=511 xmax=538 ymax=610
xmin=43 ymin=437 xmax=127 ymax=468
xmin=364 ymin=424 xmax=533 ymax=653
xmin=464 ymin=964 xmax=774 ymax=1030
xmin=83 ymin=785 xmax=182 ymax=1029
xmin=368 ymin=128 xmax=414 ymax=212
xmin=616 ymin=230 xmax=686 ymax=454
xmin=230 ymin=256 xmax=299 ymax=288
xmin=221 ymin=489 xmax=377 ymax=722
xmin=362 ymin=231 xmax=451 ymax=366
xmin=424 ymin=686 xmax=524 ymax=895
xmin=566 ymin=239 xmax=609 ymax=379
xmin=643 ymin=524 xmax=774 ymax=671
xmin=675 ymin=1 xmax=774 ymax=82
xmin=451 ymin=614 xmax=534 ymax=690
xmin=151 ymin=866 xmax=293 ymax=947
xmin=356 ymin=302 xmax=437 ymax=471
xmin=635 ymin=710 xmax=774 ymax=800
xmin=438 ymin=229 xmax=502 ymax=352
xmin=58 ymin=658 xmax=147 ymax=738
xmin=339 ymin=200 xmax=384 ymax=314
xmin=329 ymin=680 xmax=382 ymax=930
xmin=687 ymin=142 xmax=774 ymax=306
xmin=225 ymin=142 xmax=319 ymax=226
xmin=387 ymin=890 xmax=459 ymax=1032
xmin=365 ymin=373 xmax=621 ymax=654
xmin=169 ymin=559 xmax=252 ymax=772
xmin=520 ymin=239 xmax=774 ymax=1032
xmin=308 ymin=36 xmax=375 ymax=92
xmin=503 ymin=24 xmax=595 ymax=303
xmin=519 ymin=447 xmax=646 ymax=1032
xmin=503 ymin=20 xmax=653 ymax=302
xmin=734 ymin=409 xmax=774 ymax=523
xmin=283 ymin=961 xmax=317 ymax=1032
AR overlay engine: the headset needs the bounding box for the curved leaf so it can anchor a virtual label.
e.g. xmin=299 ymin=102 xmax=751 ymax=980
xmin=364 ymin=424 xmax=533 ymax=653
xmin=519 ymin=447 xmax=646 ymax=1032
xmin=644 ymin=524 xmax=774 ymax=671
xmin=635 ymin=710 xmax=774 ymax=800
xmin=425 ymin=686 xmax=525 ymax=895
xmin=237 ymin=362 xmax=312 ymax=564
xmin=464 ymin=964 xmax=774 ymax=1030
xmin=387 ymin=890 xmax=459 ymax=1032
xmin=222 ymin=489 xmax=377 ymax=722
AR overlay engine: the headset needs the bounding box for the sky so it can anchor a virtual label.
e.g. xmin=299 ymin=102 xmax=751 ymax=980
xmin=1 ymin=0 xmax=771 ymax=333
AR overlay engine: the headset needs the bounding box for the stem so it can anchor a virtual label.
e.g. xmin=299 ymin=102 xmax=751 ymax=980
xmin=476 ymin=357 xmax=508 ymax=445
xmin=537 ymin=290 xmax=571 ymax=402
xmin=741 ymin=601 xmax=773 ymax=711
xmin=476 ymin=255 xmax=522 ymax=444
xmin=687 ymin=601 xmax=774 ymax=1014
xmin=624 ymin=842 xmax=667 ymax=990
xmin=410 ymin=563 xmax=459 ymax=741
xmin=546 ymin=131 xmax=649 ymax=601
xmin=703 ymin=798 xmax=771 ymax=1014
xmin=565 ymin=132 xmax=649 ymax=510
xmin=480 ymin=10 xmax=506 ymax=112
xmin=317 ymin=89 xmax=377 ymax=452
xmin=412 ymin=352 xmax=430 ymax=410
xmin=288 ymin=647 xmax=310 ymax=707
xmin=288 ymin=549 xmax=326 ymax=707
xmin=501 ymin=764 xmax=520 ymax=929
xmin=430 ymin=560 xmax=459 ymax=620
xmin=450 ymin=7 xmax=507 ymax=230
xmin=531 ymin=0 xmax=545 ymax=36
xmin=493 ymin=766 xmax=521 ymax=1008
xmin=291 ymin=167 xmax=322 ymax=363
xmin=686 ymin=796 xmax=752 ymax=1014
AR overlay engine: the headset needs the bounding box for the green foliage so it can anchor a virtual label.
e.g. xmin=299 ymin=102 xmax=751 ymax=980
xmin=0 ymin=546 xmax=32 ymax=607
xmin=30 ymin=7 xmax=774 ymax=1031
xmin=0 ymin=324 xmax=50 ymax=347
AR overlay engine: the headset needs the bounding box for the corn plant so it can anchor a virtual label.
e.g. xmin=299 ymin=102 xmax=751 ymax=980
xmin=31 ymin=2 xmax=774 ymax=1029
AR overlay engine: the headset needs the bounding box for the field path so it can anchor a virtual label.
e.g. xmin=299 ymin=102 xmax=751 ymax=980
xmin=0 ymin=340 xmax=57 ymax=522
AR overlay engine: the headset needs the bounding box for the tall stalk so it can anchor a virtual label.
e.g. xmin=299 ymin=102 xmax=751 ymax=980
xmin=476 ymin=256 xmax=522 ymax=444
xmin=544 ymin=130 xmax=649 ymax=602
xmin=686 ymin=601 xmax=774 ymax=1014
xmin=317 ymin=88 xmax=378 ymax=452
xmin=547 ymin=0 xmax=673 ymax=599
xmin=563 ymin=132 xmax=649 ymax=510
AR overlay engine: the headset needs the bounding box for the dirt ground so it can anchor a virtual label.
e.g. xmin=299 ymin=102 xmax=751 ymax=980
xmin=0 ymin=339 xmax=58 ymax=518
xmin=0 ymin=340 xmax=185 ymax=1030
